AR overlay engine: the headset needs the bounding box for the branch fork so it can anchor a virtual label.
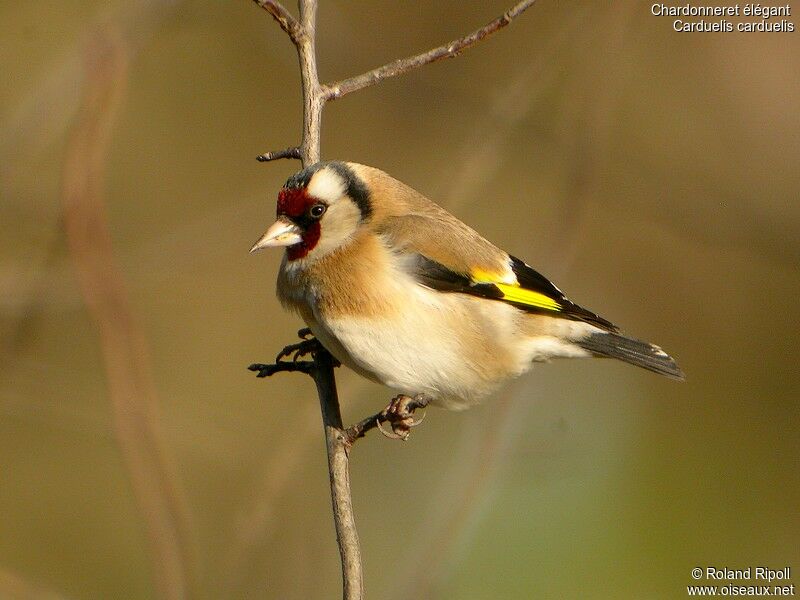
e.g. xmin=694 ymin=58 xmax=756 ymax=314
xmin=253 ymin=0 xmax=537 ymax=163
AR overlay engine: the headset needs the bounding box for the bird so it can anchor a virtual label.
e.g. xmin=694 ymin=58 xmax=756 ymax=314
xmin=250 ymin=161 xmax=683 ymax=416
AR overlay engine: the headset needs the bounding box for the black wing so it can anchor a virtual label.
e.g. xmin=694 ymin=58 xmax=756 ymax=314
xmin=411 ymin=253 xmax=618 ymax=332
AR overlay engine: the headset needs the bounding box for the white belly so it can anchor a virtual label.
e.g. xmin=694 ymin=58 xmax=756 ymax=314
xmin=309 ymin=282 xmax=533 ymax=410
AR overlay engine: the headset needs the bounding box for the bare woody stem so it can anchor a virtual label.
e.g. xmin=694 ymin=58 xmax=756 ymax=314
xmin=253 ymin=0 xmax=303 ymax=44
xmin=296 ymin=0 xmax=324 ymax=164
xmin=311 ymin=351 xmax=364 ymax=598
xmin=250 ymin=1 xmax=540 ymax=598
xmin=255 ymin=0 xmax=538 ymax=162
xmin=259 ymin=1 xmax=362 ymax=597
xmin=256 ymin=146 xmax=301 ymax=162
xmin=322 ymin=0 xmax=538 ymax=100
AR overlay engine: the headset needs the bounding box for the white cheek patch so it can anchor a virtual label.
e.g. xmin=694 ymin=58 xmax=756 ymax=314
xmin=312 ymin=200 xmax=362 ymax=257
xmin=307 ymin=169 xmax=346 ymax=204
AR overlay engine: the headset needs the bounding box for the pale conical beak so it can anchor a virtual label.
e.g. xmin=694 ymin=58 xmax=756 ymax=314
xmin=249 ymin=218 xmax=303 ymax=253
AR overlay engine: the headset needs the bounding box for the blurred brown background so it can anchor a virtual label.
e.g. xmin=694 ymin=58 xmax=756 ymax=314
xmin=1 ymin=1 xmax=798 ymax=599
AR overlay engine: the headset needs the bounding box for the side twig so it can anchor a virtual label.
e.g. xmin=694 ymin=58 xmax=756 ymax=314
xmin=253 ymin=0 xmax=303 ymax=44
xmin=256 ymin=146 xmax=301 ymax=162
xmin=323 ymin=0 xmax=538 ymax=100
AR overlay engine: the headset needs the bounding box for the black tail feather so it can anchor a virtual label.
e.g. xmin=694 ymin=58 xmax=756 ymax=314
xmin=578 ymin=332 xmax=684 ymax=380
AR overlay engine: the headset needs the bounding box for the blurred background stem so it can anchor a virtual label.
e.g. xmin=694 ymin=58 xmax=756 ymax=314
xmin=61 ymin=30 xmax=195 ymax=600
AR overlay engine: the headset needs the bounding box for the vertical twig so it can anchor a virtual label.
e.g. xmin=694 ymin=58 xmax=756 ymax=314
xmin=312 ymin=351 xmax=363 ymax=598
xmin=296 ymin=0 xmax=324 ymax=164
xmin=291 ymin=0 xmax=363 ymax=597
xmin=250 ymin=2 xmax=540 ymax=598
xmin=61 ymin=31 xmax=193 ymax=600
xmin=259 ymin=0 xmax=363 ymax=596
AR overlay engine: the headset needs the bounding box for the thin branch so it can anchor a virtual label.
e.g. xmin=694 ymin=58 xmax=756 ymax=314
xmin=295 ymin=0 xmax=324 ymax=164
xmin=248 ymin=343 xmax=362 ymax=598
xmin=343 ymin=412 xmax=384 ymax=444
xmin=248 ymin=350 xmax=363 ymax=599
xmin=256 ymin=146 xmax=301 ymax=162
xmin=62 ymin=31 xmax=193 ymax=600
xmin=311 ymin=350 xmax=364 ymax=598
xmin=250 ymin=1 xmax=541 ymax=598
xmin=262 ymin=0 xmax=361 ymax=595
xmin=323 ymin=0 xmax=539 ymax=101
xmin=252 ymin=0 xmax=304 ymax=44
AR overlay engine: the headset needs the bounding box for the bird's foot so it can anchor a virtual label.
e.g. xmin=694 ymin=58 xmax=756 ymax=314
xmin=275 ymin=328 xmax=322 ymax=362
xmin=248 ymin=328 xmax=339 ymax=378
xmin=377 ymin=394 xmax=430 ymax=441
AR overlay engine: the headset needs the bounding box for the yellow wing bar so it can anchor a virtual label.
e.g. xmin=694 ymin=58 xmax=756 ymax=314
xmin=471 ymin=268 xmax=562 ymax=312
xmin=494 ymin=283 xmax=562 ymax=311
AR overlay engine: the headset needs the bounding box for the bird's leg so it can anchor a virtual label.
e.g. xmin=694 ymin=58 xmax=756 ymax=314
xmin=376 ymin=394 xmax=430 ymax=441
xmin=249 ymin=328 xmax=339 ymax=378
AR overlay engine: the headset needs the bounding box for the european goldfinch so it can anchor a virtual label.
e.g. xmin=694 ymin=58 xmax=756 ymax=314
xmin=251 ymin=162 xmax=683 ymax=410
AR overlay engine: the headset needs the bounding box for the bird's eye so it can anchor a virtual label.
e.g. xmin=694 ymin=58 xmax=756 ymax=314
xmin=309 ymin=204 xmax=326 ymax=218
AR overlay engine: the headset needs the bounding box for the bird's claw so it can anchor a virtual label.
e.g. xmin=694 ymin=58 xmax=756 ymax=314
xmin=275 ymin=337 xmax=323 ymax=363
xmin=274 ymin=328 xmax=340 ymax=366
xmin=376 ymin=394 xmax=429 ymax=441
xmin=249 ymin=329 xmax=340 ymax=378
